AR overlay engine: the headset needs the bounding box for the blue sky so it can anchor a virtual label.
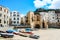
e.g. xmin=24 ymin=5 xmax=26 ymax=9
xmin=0 ymin=0 xmax=36 ymax=15
xmin=0 ymin=0 xmax=60 ymax=16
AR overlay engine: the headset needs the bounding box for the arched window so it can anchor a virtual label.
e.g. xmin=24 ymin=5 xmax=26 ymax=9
xmin=37 ymin=16 xmax=40 ymax=21
xmin=0 ymin=19 xmax=1 ymax=23
xmin=32 ymin=17 xmax=33 ymax=21
xmin=14 ymin=18 xmax=16 ymax=20
xmin=4 ymin=9 xmax=6 ymax=12
xmin=0 ymin=7 xmax=2 ymax=11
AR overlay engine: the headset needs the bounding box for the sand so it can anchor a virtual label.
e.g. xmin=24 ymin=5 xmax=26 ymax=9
xmin=0 ymin=28 xmax=60 ymax=40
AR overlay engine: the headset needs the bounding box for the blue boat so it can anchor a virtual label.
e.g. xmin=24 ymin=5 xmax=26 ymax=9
xmin=25 ymin=28 xmax=31 ymax=32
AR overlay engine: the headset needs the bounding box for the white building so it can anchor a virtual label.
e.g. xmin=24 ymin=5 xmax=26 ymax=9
xmin=10 ymin=11 xmax=21 ymax=26
xmin=40 ymin=12 xmax=49 ymax=21
xmin=48 ymin=11 xmax=57 ymax=23
xmin=0 ymin=6 xmax=10 ymax=27
xmin=39 ymin=11 xmax=57 ymax=23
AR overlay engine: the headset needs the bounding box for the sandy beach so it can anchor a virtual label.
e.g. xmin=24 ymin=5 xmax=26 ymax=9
xmin=0 ymin=28 xmax=60 ymax=40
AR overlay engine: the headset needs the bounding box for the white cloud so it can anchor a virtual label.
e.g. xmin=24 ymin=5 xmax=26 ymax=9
xmin=33 ymin=0 xmax=52 ymax=8
xmin=49 ymin=0 xmax=60 ymax=9
xmin=33 ymin=0 xmax=60 ymax=9
xmin=33 ymin=0 xmax=46 ymax=8
xmin=21 ymin=14 xmax=24 ymax=17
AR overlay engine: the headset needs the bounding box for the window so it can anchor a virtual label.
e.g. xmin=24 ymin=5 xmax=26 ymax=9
xmin=0 ymin=14 xmax=2 ymax=17
xmin=4 ymin=15 xmax=5 ymax=17
xmin=32 ymin=17 xmax=33 ymax=21
xmin=17 ymin=21 xmax=19 ymax=23
xmin=37 ymin=16 xmax=40 ymax=21
xmin=0 ymin=7 xmax=2 ymax=11
xmin=57 ymin=17 xmax=58 ymax=19
xmin=0 ymin=19 xmax=1 ymax=23
xmin=17 ymin=15 xmax=19 ymax=16
xmin=13 ymin=14 xmax=16 ymax=16
xmin=13 ymin=12 xmax=16 ymax=13
xmin=4 ymin=21 xmax=6 ymax=24
xmin=17 ymin=18 xmax=19 ymax=20
xmin=1 ymin=24 xmax=3 ymax=27
xmin=14 ymin=18 xmax=16 ymax=20
xmin=4 ymin=9 xmax=6 ymax=12
xmin=26 ymin=17 xmax=28 ymax=19
xmin=0 ymin=24 xmax=3 ymax=27
xmin=53 ymin=17 xmax=54 ymax=19
xmin=58 ymin=20 xmax=59 ymax=22
xmin=7 ymin=11 xmax=8 ymax=13
xmin=4 ymin=15 xmax=5 ymax=19
xmin=14 ymin=21 xmax=16 ymax=23
xmin=26 ymin=20 xmax=28 ymax=22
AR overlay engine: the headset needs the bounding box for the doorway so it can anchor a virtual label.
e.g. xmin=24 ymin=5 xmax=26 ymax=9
xmin=35 ymin=24 xmax=40 ymax=29
xmin=42 ymin=20 xmax=45 ymax=28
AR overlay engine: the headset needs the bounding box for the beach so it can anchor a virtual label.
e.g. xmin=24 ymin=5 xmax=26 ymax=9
xmin=0 ymin=28 xmax=60 ymax=40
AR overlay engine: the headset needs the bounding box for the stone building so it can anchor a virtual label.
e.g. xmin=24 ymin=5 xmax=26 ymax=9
xmin=32 ymin=14 xmax=42 ymax=29
xmin=48 ymin=11 xmax=57 ymax=23
xmin=25 ymin=11 xmax=34 ymax=27
xmin=20 ymin=16 xmax=26 ymax=25
xmin=39 ymin=11 xmax=58 ymax=28
xmin=39 ymin=12 xmax=49 ymax=28
xmin=26 ymin=11 xmax=48 ymax=29
xmin=0 ymin=6 xmax=10 ymax=27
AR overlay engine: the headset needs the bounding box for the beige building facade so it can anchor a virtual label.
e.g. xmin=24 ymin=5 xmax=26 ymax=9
xmin=26 ymin=11 xmax=48 ymax=29
xmin=0 ymin=6 xmax=10 ymax=27
xmin=21 ymin=17 xmax=25 ymax=25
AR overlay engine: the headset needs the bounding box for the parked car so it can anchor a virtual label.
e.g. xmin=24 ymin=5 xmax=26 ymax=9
xmin=29 ymin=34 xmax=40 ymax=39
xmin=0 ymin=33 xmax=14 ymax=38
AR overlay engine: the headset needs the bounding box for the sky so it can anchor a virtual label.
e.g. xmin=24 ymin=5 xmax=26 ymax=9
xmin=0 ymin=0 xmax=36 ymax=16
xmin=0 ymin=0 xmax=60 ymax=16
xmin=34 ymin=0 xmax=60 ymax=9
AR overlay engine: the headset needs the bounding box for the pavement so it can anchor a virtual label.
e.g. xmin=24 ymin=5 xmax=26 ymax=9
xmin=0 ymin=28 xmax=60 ymax=40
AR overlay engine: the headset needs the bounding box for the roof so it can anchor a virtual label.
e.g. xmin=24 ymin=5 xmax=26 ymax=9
xmin=0 ymin=5 xmax=10 ymax=11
